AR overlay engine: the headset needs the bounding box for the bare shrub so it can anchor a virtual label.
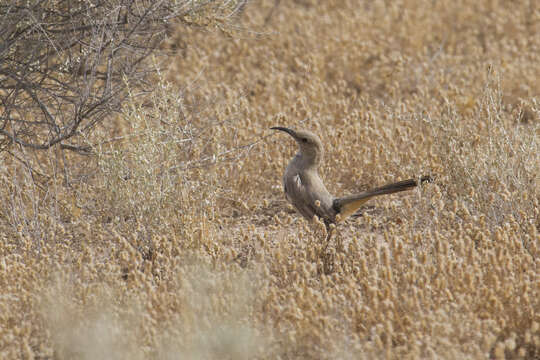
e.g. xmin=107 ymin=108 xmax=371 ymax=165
xmin=0 ymin=0 xmax=250 ymax=245
xmin=1 ymin=0 xmax=163 ymax=153
xmin=0 ymin=0 xmax=247 ymax=157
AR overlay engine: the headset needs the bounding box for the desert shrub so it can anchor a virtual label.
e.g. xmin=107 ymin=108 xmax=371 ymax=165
xmin=0 ymin=0 xmax=249 ymax=245
xmin=93 ymin=73 xmax=246 ymax=234
xmin=0 ymin=0 xmax=247 ymax=163
xmin=426 ymin=72 xmax=539 ymax=229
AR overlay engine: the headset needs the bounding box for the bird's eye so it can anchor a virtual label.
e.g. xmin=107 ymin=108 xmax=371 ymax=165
xmin=302 ymin=138 xmax=308 ymax=143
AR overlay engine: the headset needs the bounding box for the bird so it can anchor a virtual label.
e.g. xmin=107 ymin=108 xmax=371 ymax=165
xmin=271 ymin=126 xmax=431 ymax=247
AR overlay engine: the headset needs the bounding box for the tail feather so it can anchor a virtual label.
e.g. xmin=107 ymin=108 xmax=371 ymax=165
xmin=333 ymin=176 xmax=432 ymax=220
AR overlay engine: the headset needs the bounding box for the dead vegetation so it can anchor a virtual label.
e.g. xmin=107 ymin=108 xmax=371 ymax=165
xmin=0 ymin=0 xmax=539 ymax=359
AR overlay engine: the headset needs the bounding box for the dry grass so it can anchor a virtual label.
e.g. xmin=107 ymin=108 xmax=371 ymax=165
xmin=1 ymin=0 xmax=539 ymax=359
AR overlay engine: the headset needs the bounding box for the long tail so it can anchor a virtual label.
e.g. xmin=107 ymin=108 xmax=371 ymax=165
xmin=333 ymin=176 xmax=432 ymax=220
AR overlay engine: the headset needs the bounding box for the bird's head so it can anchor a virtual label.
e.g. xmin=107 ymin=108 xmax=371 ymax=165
xmin=271 ymin=127 xmax=324 ymax=167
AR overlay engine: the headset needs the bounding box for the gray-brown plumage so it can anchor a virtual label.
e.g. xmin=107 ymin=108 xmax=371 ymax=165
xmin=271 ymin=126 xmax=431 ymax=244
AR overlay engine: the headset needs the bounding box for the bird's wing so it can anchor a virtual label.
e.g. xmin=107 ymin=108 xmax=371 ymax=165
xmin=284 ymin=174 xmax=320 ymax=221
xmin=285 ymin=173 xmax=336 ymax=223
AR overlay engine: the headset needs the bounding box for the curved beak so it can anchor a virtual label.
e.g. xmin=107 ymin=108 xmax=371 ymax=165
xmin=271 ymin=126 xmax=297 ymax=138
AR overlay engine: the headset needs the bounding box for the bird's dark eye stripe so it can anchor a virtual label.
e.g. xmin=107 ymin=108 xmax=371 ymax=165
xmin=302 ymin=138 xmax=308 ymax=142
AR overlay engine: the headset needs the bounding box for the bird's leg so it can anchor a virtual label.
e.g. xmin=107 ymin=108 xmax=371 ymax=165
xmin=319 ymin=223 xmax=336 ymax=274
xmin=322 ymin=223 xmax=335 ymax=253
